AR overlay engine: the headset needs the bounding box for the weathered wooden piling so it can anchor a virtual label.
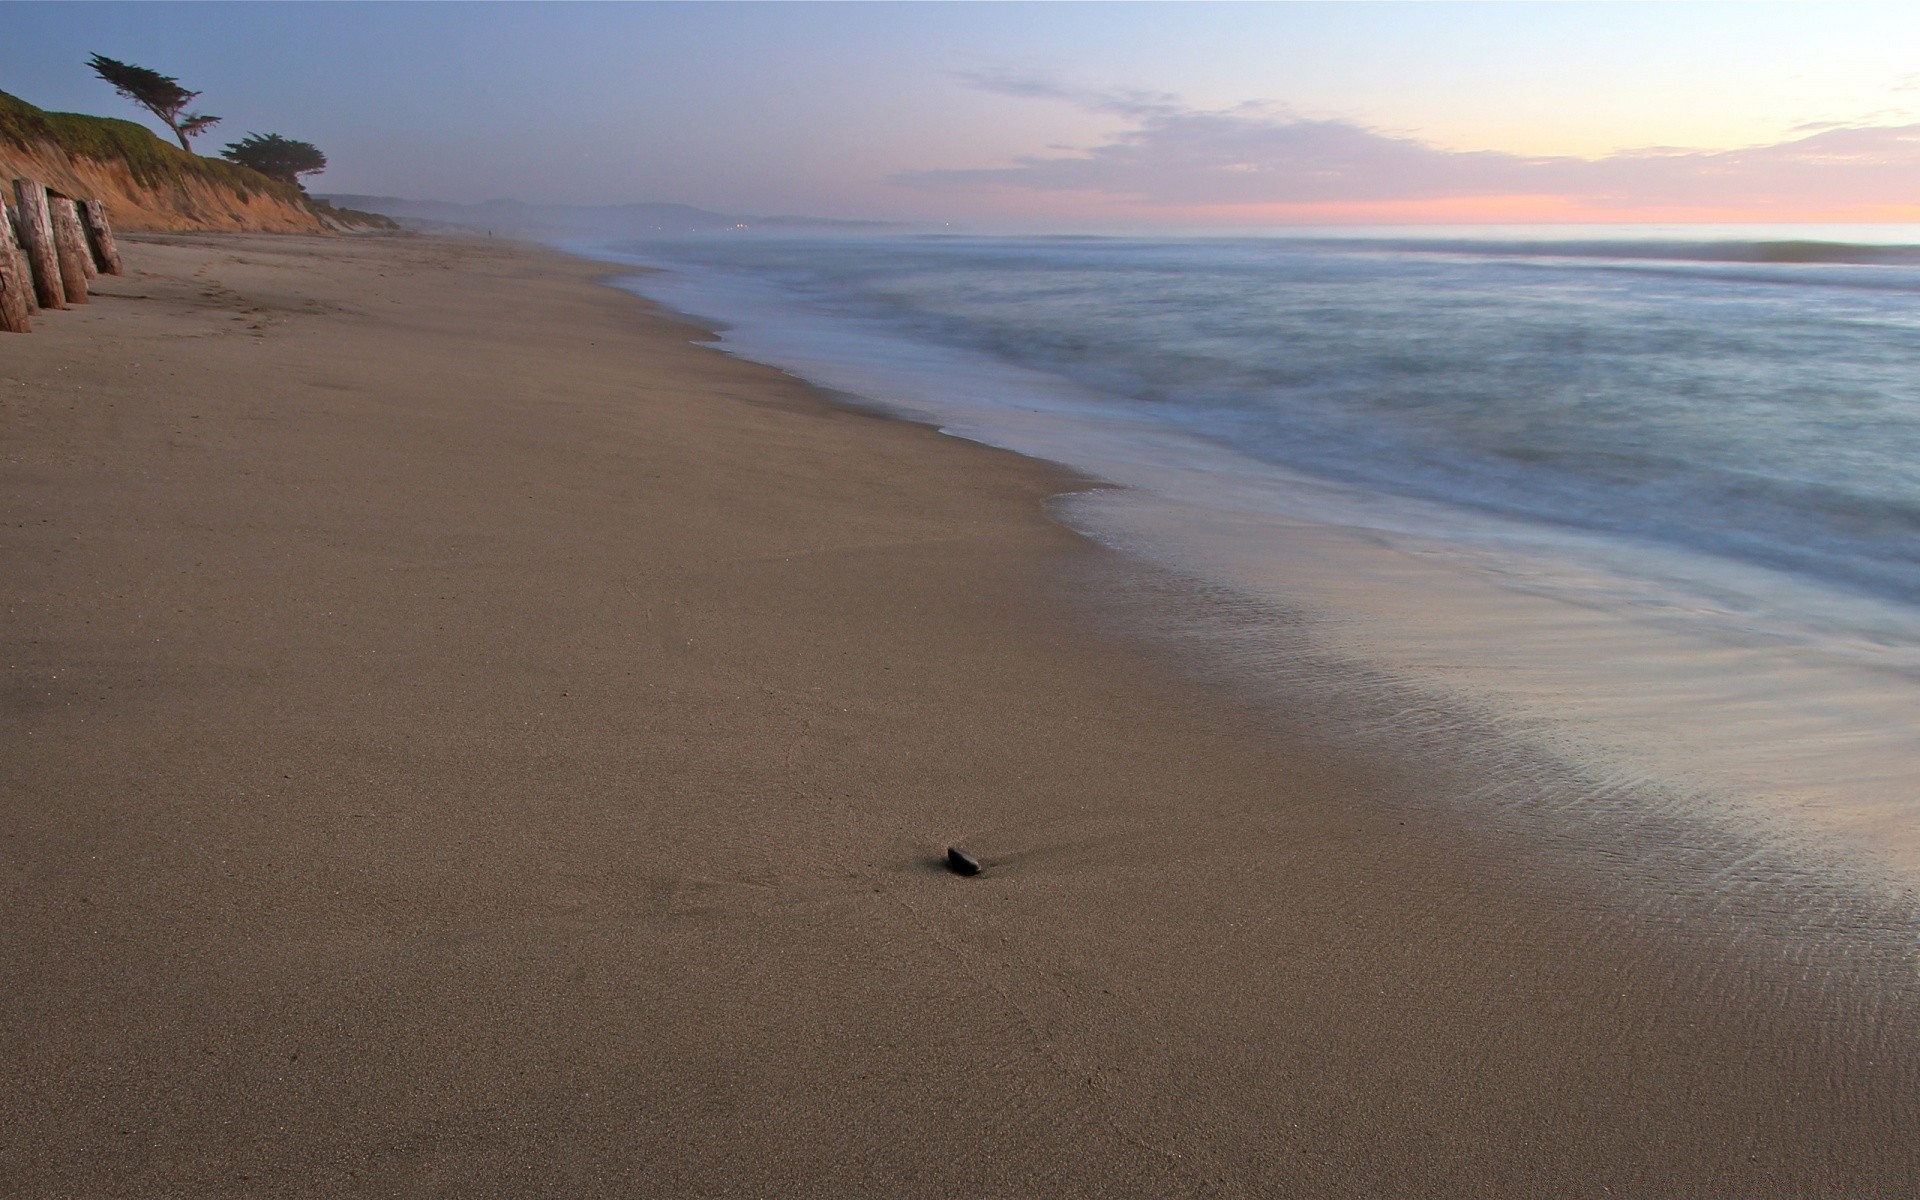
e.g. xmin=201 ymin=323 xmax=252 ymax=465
xmin=0 ymin=197 xmax=32 ymax=333
xmin=12 ymin=179 xmax=65 ymax=311
xmin=47 ymin=196 xmax=91 ymax=303
xmin=80 ymin=200 xmax=123 ymax=275
xmin=57 ymin=198 xmax=97 ymax=281
xmin=8 ymin=200 xmax=40 ymax=316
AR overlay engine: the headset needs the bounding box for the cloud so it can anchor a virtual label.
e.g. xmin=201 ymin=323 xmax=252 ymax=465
xmin=896 ymin=82 xmax=1920 ymax=217
xmin=955 ymin=70 xmax=1183 ymax=120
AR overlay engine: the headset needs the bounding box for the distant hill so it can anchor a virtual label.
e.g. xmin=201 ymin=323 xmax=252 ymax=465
xmin=0 ymin=89 xmax=392 ymax=234
xmin=316 ymin=195 xmax=903 ymax=238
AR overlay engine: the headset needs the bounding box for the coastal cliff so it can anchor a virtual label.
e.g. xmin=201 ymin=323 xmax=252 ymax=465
xmin=0 ymin=90 xmax=390 ymax=233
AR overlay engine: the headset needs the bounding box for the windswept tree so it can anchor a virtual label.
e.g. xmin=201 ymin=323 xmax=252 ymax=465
xmin=221 ymin=133 xmax=328 ymax=189
xmin=87 ymin=54 xmax=220 ymax=151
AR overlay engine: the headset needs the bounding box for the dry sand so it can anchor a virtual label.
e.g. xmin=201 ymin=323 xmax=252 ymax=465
xmin=3 ymin=233 xmax=1915 ymax=1197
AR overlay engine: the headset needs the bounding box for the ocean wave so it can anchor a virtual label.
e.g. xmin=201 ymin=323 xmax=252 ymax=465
xmin=592 ymin=231 xmax=1920 ymax=610
xmin=1335 ymin=237 xmax=1920 ymax=267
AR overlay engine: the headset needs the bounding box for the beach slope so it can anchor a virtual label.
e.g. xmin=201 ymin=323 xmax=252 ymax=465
xmin=2 ymin=234 xmax=1913 ymax=1196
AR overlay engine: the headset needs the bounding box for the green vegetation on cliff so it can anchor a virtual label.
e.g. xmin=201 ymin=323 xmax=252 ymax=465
xmin=303 ymin=198 xmax=400 ymax=231
xmin=0 ymin=89 xmax=397 ymax=230
xmin=0 ymin=88 xmax=302 ymax=203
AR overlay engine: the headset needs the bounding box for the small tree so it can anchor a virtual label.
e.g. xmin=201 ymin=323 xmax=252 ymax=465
xmin=220 ymin=133 xmax=327 ymax=190
xmin=87 ymin=53 xmax=220 ymax=151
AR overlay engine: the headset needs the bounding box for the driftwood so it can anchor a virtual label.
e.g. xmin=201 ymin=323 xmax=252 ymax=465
xmin=0 ymin=196 xmax=30 ymax=333
xmin=47 ymin=197 xmax=90 ymax=303
xmin=13 ymin=180 xmax=64 ymax=310
xmin=80 ymin=200 xmax=122 ymax=275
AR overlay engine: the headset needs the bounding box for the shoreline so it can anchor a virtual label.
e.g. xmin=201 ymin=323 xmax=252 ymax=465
xmin=4 ymin=231 xmax=1916 ymax=1195
xmin=597 ymin=238 xmax=1920 ymax=898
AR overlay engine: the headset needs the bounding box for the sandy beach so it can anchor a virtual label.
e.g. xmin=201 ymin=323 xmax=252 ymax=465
xmin=4 ymin=232 xmax=1916 ymax=1196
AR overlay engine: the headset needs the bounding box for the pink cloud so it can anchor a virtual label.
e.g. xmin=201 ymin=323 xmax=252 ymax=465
xmin=896 ymin=79 xmax=1920 ymax=220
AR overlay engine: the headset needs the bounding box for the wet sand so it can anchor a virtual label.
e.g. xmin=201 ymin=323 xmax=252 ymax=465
xmin=3 ymin=232 xmax=1915 ymax=1197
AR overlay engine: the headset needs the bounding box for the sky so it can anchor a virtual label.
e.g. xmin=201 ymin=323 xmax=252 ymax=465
xmin=6 ymin=1 xmax=1920 ymax=228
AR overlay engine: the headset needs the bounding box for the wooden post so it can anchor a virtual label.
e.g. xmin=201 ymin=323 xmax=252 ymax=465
xmin=54 ymin=197 xmax=96 ymax=280
xmin=7 ymin=202 xmax=39 ymax=316
xmin=0 ymin=196 xmax=30 ymax=333
xmin=12 ymin=179 xmax=65 ymax=311
xmin=79 ymin=199 xmax=123 ymax=275
xmin=47 ymin=196 xmax=90 ymax=303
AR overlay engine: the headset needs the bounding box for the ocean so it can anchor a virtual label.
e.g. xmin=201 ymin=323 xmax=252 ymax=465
xmin=573 ymin=228 xmax=1920 ymax=900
